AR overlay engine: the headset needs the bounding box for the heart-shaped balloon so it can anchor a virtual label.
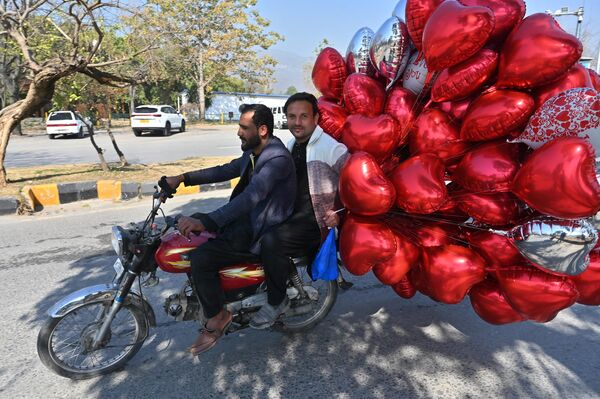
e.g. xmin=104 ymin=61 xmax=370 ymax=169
xmin=469 ymin=279 xmax=527 ymax=325
xmin=385 ymin=86 xmax=418 ymax=132
xmin=312 ymin=47 xmax=348 ymax=101
xmin=392 ymin=275 xmax=417 ymax=298
xmin=515 ymin=88 xmax=600 ymax=152
xmin=406 ymin=0 xmax=444 ymax=51
xmin=391 ymin=154 xmax=448 ymax=214
xmin=570 ymin=251 xmax=600 ymax=305
xmin=373 ymin=230 xmax=420 ymax=285
xmin=461 ymin=89 xmax=535 ymax=141
xmin=342 ymin=114 xmax=401 ymax=162
xmin=422 ymin=0 xmax=495 ymax=71
xmin=452 ymin=141 xmax=520 ymax=192
xmin=512 ymin=137 xmax=600 ymax=219
xmin=534 ymin=63 xmax=594 ymax=109
xmin=464 ymin=229 xmax=523 ymax=267
xmin=437 ymin=96 xmax=473 ymax=122
xmin=432 ymin=49 xmax=499 ymax=103
xmin=457 ymin=191 xmax=523 ymax=226
xmin=339 ymin=215 xmax=396 ymax=275
xmin=370 ymin=16 xmax=411 ymax=89
xmin=317 ymin=97 xmax=348 ymax=140
xmin=343 ymin=73 xmax=386 ymax=117
xmin=459 ymin=0 xmax=526 ymax=43
xmin=497 ymin=13 xmax=583 ymax=89
xmin=422 ymin=244 xmax=487 ymax=304
xmin=402 ymin=52 xmax=430 ymax=95
xmin=346 ymin=27 xmax=375 ymax=76
xmin=385 ymin=214 xmax=464 ymax=247
xmin=409 ymin=108 xmax=470 ymax=164
xmin=497 ymin=265 xmax=579 ymax=322
xmin=589 ymin=68 xmax=600 ymax=91
xmin=339 ymin=152 xmax=396 ymax=216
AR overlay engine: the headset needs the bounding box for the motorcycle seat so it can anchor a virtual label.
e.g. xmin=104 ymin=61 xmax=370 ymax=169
xmin=290 ymin=256 xmax=310 ymax=267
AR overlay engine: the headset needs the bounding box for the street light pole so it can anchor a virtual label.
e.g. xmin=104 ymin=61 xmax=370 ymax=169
xmin=545 ymin=6 xmax=584 ymax=40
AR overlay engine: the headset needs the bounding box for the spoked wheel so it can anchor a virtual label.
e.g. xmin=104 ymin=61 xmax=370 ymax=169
xmin=277 ymin=266 xmax=338 ymax=333
xmin=37 ymin=298 xmax=148 ymax=379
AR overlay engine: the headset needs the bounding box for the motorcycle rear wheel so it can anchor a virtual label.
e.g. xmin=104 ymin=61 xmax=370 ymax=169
xmin=37 ymin=298 xmax=148 ymax=379
xmin=278 ymin=266 xmax=338 ymax=333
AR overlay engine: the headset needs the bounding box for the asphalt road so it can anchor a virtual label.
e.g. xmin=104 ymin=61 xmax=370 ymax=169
xmin=5 ymin=126 xmax=295 ymax=168
xmin=0 ymin=192 xmax=599 ymax=398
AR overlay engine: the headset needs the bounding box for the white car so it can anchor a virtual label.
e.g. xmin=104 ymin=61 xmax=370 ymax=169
xmin=46 ymin=111 xmax=91 ymax=139
xmin=130 ymin=105 xmax=186 ymax=137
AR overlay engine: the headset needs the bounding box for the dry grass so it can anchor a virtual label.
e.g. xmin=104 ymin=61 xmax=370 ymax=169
xmin=1 ymin=156 xmax=235 ymax=197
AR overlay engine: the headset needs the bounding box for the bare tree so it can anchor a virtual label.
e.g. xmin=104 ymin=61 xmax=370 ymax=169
xmin=0 ymin=0 xmax=154 ymax=186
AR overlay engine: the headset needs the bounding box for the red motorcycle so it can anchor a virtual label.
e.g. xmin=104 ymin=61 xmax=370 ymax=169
xmin=37 ymin=188 xmax=343 ymax=379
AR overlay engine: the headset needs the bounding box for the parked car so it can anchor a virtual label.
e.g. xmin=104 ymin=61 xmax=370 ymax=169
xmin=130 ymin=105 xmax=186 ymax=137
xmin=46 ymin=111 xmax=91 ymax=139
xmin=271 ymin=106 xmax=287 ymax=129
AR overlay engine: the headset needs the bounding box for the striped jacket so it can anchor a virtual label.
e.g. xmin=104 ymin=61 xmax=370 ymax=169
xmin=286 ymin=127 xmax=349 ymax=239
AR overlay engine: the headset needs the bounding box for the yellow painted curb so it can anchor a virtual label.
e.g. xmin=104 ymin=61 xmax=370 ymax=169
xmin=175 ymin=182 xmax=199 ymax=196
xmin=230 ymin=178 xmax=240 ymax=188
xmin=30 ymin=184 xmax=60 ymax=206
xmin=97 ymin=180 xmax=122 ymax=200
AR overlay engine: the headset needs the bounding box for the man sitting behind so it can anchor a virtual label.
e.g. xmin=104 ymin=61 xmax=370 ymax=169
xmin=250 ymin=92 xmax=349 ymax=329
xmin=162 ymin=103 xmax=296 ymax=355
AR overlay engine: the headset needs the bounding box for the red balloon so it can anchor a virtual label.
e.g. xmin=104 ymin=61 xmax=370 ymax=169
xmin=457 ymin=191 xmax=523 ymax=226
xmin=570 ymin=252 xmax=600 ymax=305
xmin=422 ymin=0 xmax=495 ymax=71
xmin=465 ymin=229 xmax=523 ymax=267
xmin=589 ymin=68 xmax=600 ymax=91
xmin=461 ymin=89 xmax=535 ymax=142
xmin=373 ymin=231 xmax=420 ymax=285
xmin=432 ymin=49 xmax=499 ymax=103
xmin=339 ymin=215 xmax=396 ymax=276
xmin=312 ymin=47 xmax=348 ymax=100
xmin=517 ymin=88 xmax=600 ymax=151
xmin=343 ymin=73 xmax=386 ymax=117
xmin=392 ymin=275 xmax=417 ymax=299
xmin=409 ymin=108 xmax=470 ymax=164
xmin=497 ymin=13 xmax=583 ymax=89
xmin=317 ymin=97 xmax=348 ymax=140
xmin=437 ymin=96 xmax=473 ymax=122
xmin=497 ymin=265 xmax=579 ymax=322
xmin=391 ymin=154 xmax=448 ymax=214
xmin=342 ymin=114 xmax=400 ymax=162
xmin=459 ymin=0 xmax=526 ymax=43
xmin=385 ymin=214 xmax=464 ymax=247
xmin=339 ymin=152 xmax=396 ymax=216
xmin=512 ymin=137 xmax=600 ymax=219
xmin=406 ymin=0 xmax=445 ymax=52
xmin=469 ymin=279 xmax=526 ymax=325
xmin=384 ymin=86 xmax=417 ymax=130
xmin=409 ymin=263 xmax=434 ymax=297
xmin=422 ymin=245 xmax=487 ymax=304
xmin=452 ymin=141 xmax=520 ymax=192
xmin=534 ymin=63 xmax=594 ymax=109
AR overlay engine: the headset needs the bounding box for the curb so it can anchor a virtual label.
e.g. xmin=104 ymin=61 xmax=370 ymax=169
xmin=7 ymin=179 xmax=239 ymax=216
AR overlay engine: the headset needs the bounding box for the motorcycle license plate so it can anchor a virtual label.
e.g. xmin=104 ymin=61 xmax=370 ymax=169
xmin=113 ymin=258 xmax=125 ymax=277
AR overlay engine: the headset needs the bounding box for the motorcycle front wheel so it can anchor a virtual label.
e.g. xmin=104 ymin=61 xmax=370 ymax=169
xmin=37 ymin=298 xmax=148 ymax=379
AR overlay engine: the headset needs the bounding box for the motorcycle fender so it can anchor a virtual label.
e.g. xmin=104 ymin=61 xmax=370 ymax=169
xmin=47 ymin=283 xmax=157 ymax=327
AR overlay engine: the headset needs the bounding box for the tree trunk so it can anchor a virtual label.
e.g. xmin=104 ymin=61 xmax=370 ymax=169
xmin=105 ymin=98 xmax=128 ymax=166
xmin=86 ymin=122 xmax=109 ymax=172
xmin=197 ymin=52 xmax=206 ymax=121
xmin=129 ymin=85 xmax=136 ymax=114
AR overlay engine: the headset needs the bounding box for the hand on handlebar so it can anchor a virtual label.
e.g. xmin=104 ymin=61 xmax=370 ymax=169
xmin=178 ymin=216 xmax=206 ymax=238
xmin=158 ymin=175 xmax=180 ymax=201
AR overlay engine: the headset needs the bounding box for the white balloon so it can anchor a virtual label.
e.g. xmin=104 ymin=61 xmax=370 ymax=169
xmin=402 ymin=52 xmax=429 ymax=95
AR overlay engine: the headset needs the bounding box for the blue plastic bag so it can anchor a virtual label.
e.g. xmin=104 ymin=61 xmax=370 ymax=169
xmin=311 ymin=229 xmax=339 ymax=281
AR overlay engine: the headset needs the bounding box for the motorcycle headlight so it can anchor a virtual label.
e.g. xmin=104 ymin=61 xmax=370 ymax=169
xmin=111 ymin=226 xmax=124 ymax=256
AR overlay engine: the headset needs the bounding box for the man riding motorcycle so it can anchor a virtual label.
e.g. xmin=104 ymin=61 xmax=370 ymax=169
xmin=162 ymin=103 xmax=296 ymax=355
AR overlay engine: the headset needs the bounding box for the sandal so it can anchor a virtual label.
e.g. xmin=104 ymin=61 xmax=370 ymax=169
xmin=188 ymin=311 xmax=233 ymax=356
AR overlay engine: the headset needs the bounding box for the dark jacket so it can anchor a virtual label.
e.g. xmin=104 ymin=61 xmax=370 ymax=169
xmin=183 ymin=136 xmax=296 ymax=253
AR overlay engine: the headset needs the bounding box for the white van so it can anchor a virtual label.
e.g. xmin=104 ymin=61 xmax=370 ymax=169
xmin=271 ymin=106 xmax=287 ymax=130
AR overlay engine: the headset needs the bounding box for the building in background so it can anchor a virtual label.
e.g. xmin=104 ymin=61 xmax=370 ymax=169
xmin=204 ymin=92 xmax=289 ymax=122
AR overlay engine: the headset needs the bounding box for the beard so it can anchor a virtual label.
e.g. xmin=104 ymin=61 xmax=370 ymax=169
xmin=241 ymin=133 xmax=261 ymax=151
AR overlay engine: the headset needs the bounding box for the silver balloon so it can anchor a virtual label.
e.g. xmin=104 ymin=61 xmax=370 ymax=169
xmin=392 ymin=0 xmax=407 ymax=20
xmin=590 ymin=165 xmax=600 ymax=228
xmin=493 ymin=217 xmax=598 ymax=276
xmin=370 ymin=16 xmax=411 ymax=90
xmin=346 ymin=27 xmax=375 ymax=76
xmin=402 ymin=51 xmax=429 ymax=95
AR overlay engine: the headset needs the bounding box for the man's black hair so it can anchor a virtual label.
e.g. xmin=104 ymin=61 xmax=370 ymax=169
xmin=283 ymin=92 xmax=319 ymax=116
xmin=238 ymin=103 xmax=274 ymax=136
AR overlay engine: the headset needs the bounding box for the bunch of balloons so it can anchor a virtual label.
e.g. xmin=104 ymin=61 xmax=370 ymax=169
xmin=312 ymin=0 xmax=600 ymax=325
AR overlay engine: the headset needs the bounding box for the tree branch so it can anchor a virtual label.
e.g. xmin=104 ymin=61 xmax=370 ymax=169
xmin=79 ymin=66 xmax=137 ymax=87
xmin=87 ymin=42 xmax=156 ymax=68
xmin=47 ymin=16 xmax=74 ymax=44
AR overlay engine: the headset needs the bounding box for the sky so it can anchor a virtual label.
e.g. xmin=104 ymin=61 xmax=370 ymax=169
xmin=256 ymin=0 xmax=600 ymax=59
